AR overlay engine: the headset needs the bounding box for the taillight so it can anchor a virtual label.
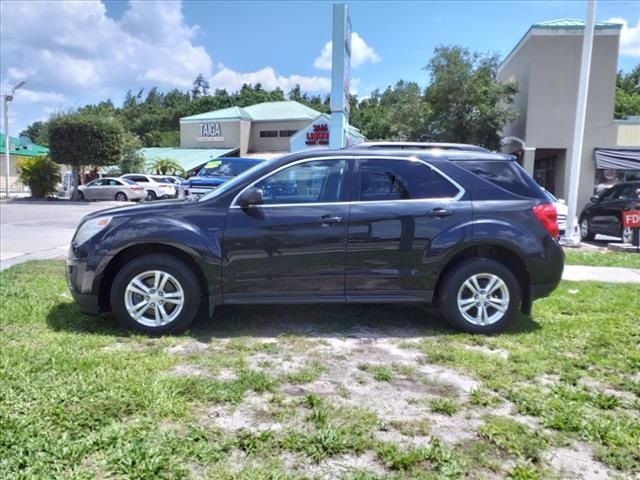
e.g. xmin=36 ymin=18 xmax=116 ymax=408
xmin=533 ymin=203 xmax=559 ymax=238
xmin=130 ymin=186 xmax=142 ymax=191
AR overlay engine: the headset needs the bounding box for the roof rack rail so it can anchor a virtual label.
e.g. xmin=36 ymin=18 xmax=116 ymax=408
xmin=348 ymin=141 xmax=490 ymax=153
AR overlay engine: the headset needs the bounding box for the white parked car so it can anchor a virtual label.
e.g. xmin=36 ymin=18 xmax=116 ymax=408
xmin=544 ymin=190 xmax=577 ymax=236
xmin=77 ymin=178 xmax=147 ymax=202
xmin=120 ymin=174 xmax=177 ymax=201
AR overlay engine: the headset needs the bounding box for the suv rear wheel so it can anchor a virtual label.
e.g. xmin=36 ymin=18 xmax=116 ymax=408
xmin=110 ymin=254 xmax=201 ymax=334
xmin=439 ymin=258 xmax=521 ymax=334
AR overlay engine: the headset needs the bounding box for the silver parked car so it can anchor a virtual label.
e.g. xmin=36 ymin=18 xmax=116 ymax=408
xmin=77 ymin=178 xmax=147 ymax=202
xmin=120 ymin=174 xmax=177 ymax=200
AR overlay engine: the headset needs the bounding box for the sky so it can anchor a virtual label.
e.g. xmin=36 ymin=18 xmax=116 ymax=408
xmin=1 ymin=0 xmax=639 ymax=137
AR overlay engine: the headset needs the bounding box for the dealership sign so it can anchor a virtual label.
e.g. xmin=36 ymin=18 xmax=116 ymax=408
xmin=623 ymin=210 xmax=640 ymax=228
xmin=305 ymin=124 xmax=329 ymax=146
xmin=197 ymin=122 xmax=224 ymax=142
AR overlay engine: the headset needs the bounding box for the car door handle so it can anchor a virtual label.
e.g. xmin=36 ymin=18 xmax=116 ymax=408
xmin=320 ymin=215 xmax=343 ymax=225
xmin=427 ymin=208 xmax=454 ymax=218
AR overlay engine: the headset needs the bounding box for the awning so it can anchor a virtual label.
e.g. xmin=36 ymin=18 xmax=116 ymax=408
xmin=594 ymin=148 xmax=640 ymax=170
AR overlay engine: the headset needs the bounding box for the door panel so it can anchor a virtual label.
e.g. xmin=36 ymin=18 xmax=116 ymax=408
xmin=223 ymin=205 xmax=349 ymax=299
xmin=222 ymin=158 xmax=350 ymax=300
xmin=346 ymin=158 xmax=471 ymax=298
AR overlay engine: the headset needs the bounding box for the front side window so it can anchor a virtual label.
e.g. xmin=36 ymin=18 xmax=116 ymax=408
xmin=358 ymin=158 xmax=458 ymax=201
xmin=254 ymin=159 xmax=347 ymax=205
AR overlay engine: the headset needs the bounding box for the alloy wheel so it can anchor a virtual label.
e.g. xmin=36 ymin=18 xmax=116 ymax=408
xmin=124 ymin=270 xmax=185 ymax=327
xmin=456 ymin=273 xmax=510 ymax=326
xmin=580 ymin=218 xmax=589 ymax=239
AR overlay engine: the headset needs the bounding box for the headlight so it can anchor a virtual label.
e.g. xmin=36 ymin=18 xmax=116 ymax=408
xmin=74 ymin=216 xmax=112 ymax=245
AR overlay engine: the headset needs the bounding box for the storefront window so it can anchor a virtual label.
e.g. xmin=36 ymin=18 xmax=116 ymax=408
xmin=594 ymin=169 xmax=640 ymax=194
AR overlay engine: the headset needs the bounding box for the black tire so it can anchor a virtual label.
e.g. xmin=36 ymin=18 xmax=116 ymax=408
xmin=147 ymin=190 xmax=157 ymax=201
xmin=620 ymin=225 xmax=633 ymax=244
xmin=580 ymin=217 xmax=595 ymax=241
xmin=438 ymin=258 xmax=521 ymax=334
xmin=110 ymin=254 xmax=201 ymax=334
xmin=115 ymin=192 xmax=128 ymax=202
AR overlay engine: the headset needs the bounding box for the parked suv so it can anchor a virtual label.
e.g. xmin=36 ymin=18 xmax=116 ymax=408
xmin=67 ymin=149 xmax=563 ymax=334
xmin=182 ymin=157 xmax=263 ymax=198
xmin=579 ymin=181 xmax=640 ymax=243
xmin=120 ymin=174 xmax=177 ymax=200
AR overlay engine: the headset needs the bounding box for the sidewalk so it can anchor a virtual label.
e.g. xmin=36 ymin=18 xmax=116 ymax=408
xmin=563 ymin=265 xmax=640 ymax=283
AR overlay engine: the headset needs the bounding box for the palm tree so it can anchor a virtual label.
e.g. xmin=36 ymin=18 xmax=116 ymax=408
xmin=152 ymin=158 xmax=185 ymax=176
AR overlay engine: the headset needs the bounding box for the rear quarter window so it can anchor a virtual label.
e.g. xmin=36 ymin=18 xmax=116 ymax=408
xmin=454 ymin=160 xmax=545 ymax=199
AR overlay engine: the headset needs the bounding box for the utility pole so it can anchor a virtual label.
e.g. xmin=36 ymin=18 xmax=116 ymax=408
xmin=563 ymin=1 xmax=596 ymax=244
xmin=3 ymin=80 xmax=27 ymax=197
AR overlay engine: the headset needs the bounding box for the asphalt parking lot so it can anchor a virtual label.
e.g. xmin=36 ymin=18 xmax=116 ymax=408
xmin=0 ymin=200 xmax=127 ymax=270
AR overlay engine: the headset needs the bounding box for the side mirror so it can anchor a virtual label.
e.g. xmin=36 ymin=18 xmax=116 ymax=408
xmin=238 ymin=187 xmax=263 ymax=208
xmin=590 ymin=195 xmax=600 ymax=203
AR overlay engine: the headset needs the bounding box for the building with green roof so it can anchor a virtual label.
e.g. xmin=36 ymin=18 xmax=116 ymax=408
xmin=1 ymin=133 xmax=50 ymax=193
xmin=177 ymin=100 xmax=365 ymax=161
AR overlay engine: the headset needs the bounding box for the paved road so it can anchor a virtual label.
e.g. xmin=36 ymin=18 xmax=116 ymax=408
xmin=0 ymin=200 xmax=126 ymax=270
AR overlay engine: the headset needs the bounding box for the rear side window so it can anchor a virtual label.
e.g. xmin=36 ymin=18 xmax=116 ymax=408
xmin=454 ymin=160 xmax=544 ymax=198
xmin=358 ymin=158 xmax=460 ymax=201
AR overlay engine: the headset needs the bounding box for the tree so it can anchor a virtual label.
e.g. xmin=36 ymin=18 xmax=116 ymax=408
xmin=118 ymin=131 xmax=145 ymax=174
xmin=423 ymin=45 xmax=518 ymax=150
xmin=615 ymin=65 xmax=640 ymax=119
xmin=191 ymin=74 xmax=210 ymax=99
xmin=48 ymin=114 xmax=124 ymax=199
xmin=152 ymin=157 xmax=185 ymax=176
xmin=17 ymin=155 xmax=61 ymax=198
xmin=19 ymin=121 xmax=49 ymax=146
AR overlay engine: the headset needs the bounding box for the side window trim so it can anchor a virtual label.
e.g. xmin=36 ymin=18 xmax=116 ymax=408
xmin=229 ymin=155 xmax=465 ymax=208
xmin=230 ymin=156 xmax=354 ymax=207
xmin=353 ymin=157 xmax=464 ymax=203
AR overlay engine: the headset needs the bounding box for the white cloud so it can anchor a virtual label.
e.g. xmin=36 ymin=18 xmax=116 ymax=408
xmin=210 ymin=65 xmax=331 ymax=93
xmin=0 ymin=0 xmax=213 ymax=96
xmin=609 ymin=17 xmax=640 ymax=57
xmin=314 ymin=32 xmax=381 ymax=70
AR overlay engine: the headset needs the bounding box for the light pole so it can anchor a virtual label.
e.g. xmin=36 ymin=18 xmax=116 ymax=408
xmin=3 ymin=79 xmax=27 ymax=197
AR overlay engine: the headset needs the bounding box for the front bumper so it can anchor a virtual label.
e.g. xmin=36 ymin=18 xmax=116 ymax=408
xmin=66 ymin=253 xmax=100 ymax=315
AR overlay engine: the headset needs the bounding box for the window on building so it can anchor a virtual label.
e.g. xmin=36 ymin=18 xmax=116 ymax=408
xmin=255 ymin=159 xmax=347 ymax=204
xmin=279 ymin=130 xmax=298 ymax=137
xmin=357 ymin=158 xmax=459 ymax=201
xmin=259 ymin=130 xmax=278 ymax=138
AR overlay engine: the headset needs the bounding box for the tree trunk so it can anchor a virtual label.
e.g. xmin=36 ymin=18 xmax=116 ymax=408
xmin=70 ymin=165 xmax=82 ymax=201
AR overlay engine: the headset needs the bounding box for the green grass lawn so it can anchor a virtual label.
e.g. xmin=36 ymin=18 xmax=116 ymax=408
xmin=563 ymin=248 xmax=640 ymax=268
xmin=1 ymin=261 xmax=638 ymax=479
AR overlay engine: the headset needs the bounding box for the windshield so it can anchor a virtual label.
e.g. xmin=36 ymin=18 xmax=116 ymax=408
xmin=198 ymin=158 xmax=261 ymax=177
xmin=197 ymin=159 xmax=277 ymax=202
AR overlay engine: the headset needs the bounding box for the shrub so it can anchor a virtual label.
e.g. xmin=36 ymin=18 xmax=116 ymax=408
xmin=17 ymin=156 xmax=61 ymax=198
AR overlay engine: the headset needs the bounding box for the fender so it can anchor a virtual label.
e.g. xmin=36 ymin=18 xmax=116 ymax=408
xmin=89 ymin=213 xmax=224 ymax=297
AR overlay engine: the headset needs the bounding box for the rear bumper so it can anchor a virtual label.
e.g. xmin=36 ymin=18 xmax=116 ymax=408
xmin=530 ymin=280 xmax=560 ymax=301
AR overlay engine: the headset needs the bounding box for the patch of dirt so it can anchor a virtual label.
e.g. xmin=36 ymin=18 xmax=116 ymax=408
xmin=164 ymin=339 xmax=212 ymax=355
xmin=202 ymin=393 xmax=283 ymax=433
xmin=299 ymin=451 xmax=388 ymax=479
xmin=546 ymin=442 xmax=613 ymax=480
xmin=579 ymin=377 xmax=637 ymax=404
xmin=168 ymin=364 xmax=214 ymax=378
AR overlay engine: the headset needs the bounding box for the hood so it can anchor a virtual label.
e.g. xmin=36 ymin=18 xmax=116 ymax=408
xmin=81 ymin=198 xmax=187 ymax=222
xmin=185 ymin=175 xmax=230 ymax=187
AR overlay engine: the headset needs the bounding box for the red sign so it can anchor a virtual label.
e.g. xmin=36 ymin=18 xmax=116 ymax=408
xmin=623 ymin=210 xmax=640 ymax=228
xmin=306 ymin=124 xmax=329 ymax=146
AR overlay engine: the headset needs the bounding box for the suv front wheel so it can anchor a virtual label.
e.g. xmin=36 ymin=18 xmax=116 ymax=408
xmin=110 ymin=254 xmax=201 ymax=334
xmin=439 ymin=258 xmax=521 ymax=334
